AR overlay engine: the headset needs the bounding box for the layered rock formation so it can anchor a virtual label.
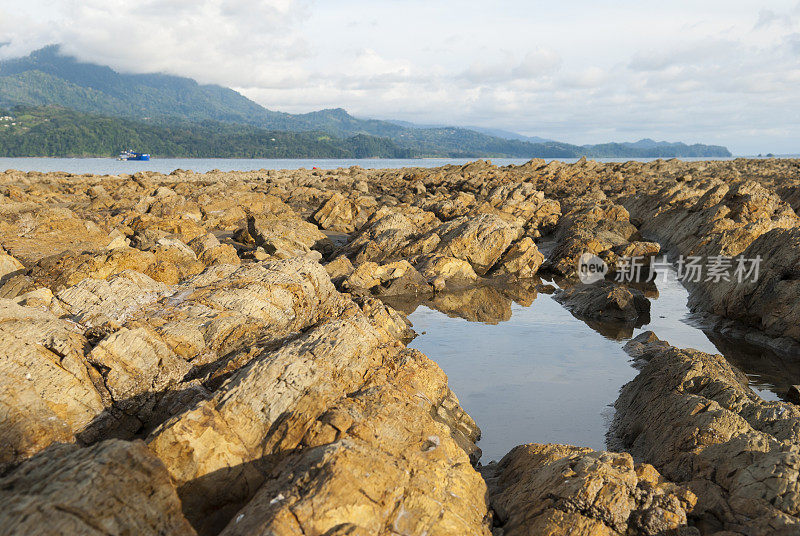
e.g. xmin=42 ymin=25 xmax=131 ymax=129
xmin=1 ymin=158 xmax=799 ymax=535
xmin=612 ymin=332 xmax=800 ymax=535
xmin=483 ymin=443 xmax=698 ymax=535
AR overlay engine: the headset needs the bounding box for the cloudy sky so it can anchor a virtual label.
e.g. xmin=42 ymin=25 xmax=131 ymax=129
xmin=1 ymin=0 xmax=799 ymax=154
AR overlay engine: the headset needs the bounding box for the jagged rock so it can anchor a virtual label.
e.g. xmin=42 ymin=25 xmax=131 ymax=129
xmin=0 ymin=301 xmax=105 ymax=467
xmin=484 ymin=443 xmax=697 ymax=536
xmin=341 ymin=207 xmax=441 ymax=264
xmin=324 ymin=254 xmax=354 ymax=284
xmin=0 ymin=207 xmax=112 ymax=264
xmin=3 ymin=158 xmax=800 ymax=536
xmin=622 ymin=179 xmax=800 ymax=342
xmin=0 ymin=440 xmax=196 ymax=536
xmin=148 ymin=314 xmax=488 ymax=535
xmin=611 ymin=332 xmax=800 ymax=535
xmin=415 ymin=254 xmax=479 ymax=291
xmin=491 ymin=236 xmax=544 ymax=279
xmin=554 ymin=280 xmax=651 ymax=325
xmin=613 ymin=240 xmax=661 ymax=259
xmin=343 ymin=259 xmax=430 ymax=296
xmin=313 ymin=192 xmax=376 ymax=232
xmin=548 ymin=200 xmax=648 ymax=277
xmin=0 ymin=253 xmax=24 ymax=279
xmin=187 ymin=232 xmax=241 ymax=266
xmin=687 ymin=227 xmax=800 ymax=341
xmin=247 ymin=214 xmax=332 ymax=258
xmin=88 ymin=326 xmax=192 ymax=404
xmin=484 ymin=183 xmax=561 ymax=233
xmin=149 ymin=237 xmax=206 ymax=284
xmin=435 ymin=213 xmax=522 ymax=274
xmin=353 ymin=295 xmax=415 ymax=341
xmin=55 ymin=270 xmax=169 ymax=326
xmin=627 ymin=180 xmax=798 ymax=259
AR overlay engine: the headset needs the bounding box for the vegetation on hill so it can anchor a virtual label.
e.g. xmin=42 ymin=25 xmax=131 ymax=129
xmin=0 ymin=106 xmax=412 ymax=158
xmin=0 ymin=106 xmax=734 ymax=159
xmin=0 ymin=47 xmax=732 ymax=158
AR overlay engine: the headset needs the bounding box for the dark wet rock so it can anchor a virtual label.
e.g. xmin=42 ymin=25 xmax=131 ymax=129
xmin=687 ymin=227 xmax=800 ymax=342
xmin=554 ymin=280 xmax=651 ymax=325
xmin=787 ymin=385 xmax=800 ymax=405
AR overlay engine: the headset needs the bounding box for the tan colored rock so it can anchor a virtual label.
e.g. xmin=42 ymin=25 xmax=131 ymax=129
xmin=324 ymin=254 xmax=354 ymax=283
xmin=247 ymin=214 xmax=331 ymax=258
xmin=0 ymin=440 xmax=196 ymax=536
xmin=484 ymin=183 xmax=561 ymax=233
xmin=56 ymin=270 xmax=169 ymax=327
xmin=484 ymin=443 xmax=697 ymax=536
xmin=491 ymin=236 xmax=544 ymax=279
xmin=611 ymin=332 xmax=800 ymax=534
xmin=342 ymin=206 xmax=441 ymax=264
xmin=0 ymin=252 xmax=24 ymax=279
xmin=149 ymin=237 xmax=206 ymax=284
xmin=88 ymin=326 xmax=192 ymax=403
xmin=0 ymin=301 xmax=105 ymax=466
xmin=548 ymin=201 xmax=642 ymax=277
xmin=0 ymin=207 xmax=112 ymax=264
xmin=313 ymin=192 xmax=376 ymax=232
xmin=9 ymin=287 xmax=54 ymax=308
xmin=148 ymin=314 xmax=488 ymax=535
xmin=415 ymin=254 xmax=479 ymax=290
xmin=343 ymin=259 xmax=430 ymax=296
xmin=435 ymin=213 xmax=523 ymax=274
xmin=353 ymin=295 xmax=415 ymax=341
xmin=188 ymin=232 xmax=241 ymax=267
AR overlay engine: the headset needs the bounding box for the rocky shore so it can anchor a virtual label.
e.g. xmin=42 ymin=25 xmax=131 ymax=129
xmin=1 ymin=157 xmax=799 ymax=535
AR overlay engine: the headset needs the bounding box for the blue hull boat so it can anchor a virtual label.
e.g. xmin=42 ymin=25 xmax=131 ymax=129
xmin=118 ymin=150 xmax=150 ymax=161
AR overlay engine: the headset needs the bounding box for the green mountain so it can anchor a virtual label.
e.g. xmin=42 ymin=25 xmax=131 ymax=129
xmin=0 ymin=106 xmax=411 ymax=158
xmin=0 ymin=46 xmax=732 ymax=158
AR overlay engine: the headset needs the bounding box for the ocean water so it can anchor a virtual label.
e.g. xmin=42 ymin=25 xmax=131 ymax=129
xmin=0 ymin=156 xmax=751 ymax=175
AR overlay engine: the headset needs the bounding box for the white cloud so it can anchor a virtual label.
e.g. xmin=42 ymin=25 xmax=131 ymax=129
xmin=2 ymin=0 xmax=800 ymax=153
xmin=512 ymin=49 xmax=562 ymax=79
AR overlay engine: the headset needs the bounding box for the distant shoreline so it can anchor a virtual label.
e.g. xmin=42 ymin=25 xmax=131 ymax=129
xmin=2 ymin=155 xmax=799 ymax=176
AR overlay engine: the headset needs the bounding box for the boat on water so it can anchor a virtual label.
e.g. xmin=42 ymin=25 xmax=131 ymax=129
xmin=118 ymin=150 xmax=150 ymax=161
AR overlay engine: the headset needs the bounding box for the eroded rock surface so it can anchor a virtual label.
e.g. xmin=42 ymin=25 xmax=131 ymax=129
xmin=612 ymin=332 xmax=800 ymax=535
xmin=0 ymin=440 xmax=196 ymax=536
xmin=148 ymin=313 xmax=489 ymax=535
xmin=483 ymin=443 xmax=698 ymax=536
xmin=2 ymin=158 xmax=800 ymax=535
xmin=554 ymin=280 xmax=651 ymax=325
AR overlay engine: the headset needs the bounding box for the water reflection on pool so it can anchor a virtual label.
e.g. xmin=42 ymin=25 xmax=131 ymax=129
xmin=403 ymin=270 xmax=795 ymax=462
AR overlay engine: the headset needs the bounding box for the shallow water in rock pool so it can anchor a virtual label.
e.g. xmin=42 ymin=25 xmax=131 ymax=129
xmin=403 ymin=269 xmax=799 ymax=463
